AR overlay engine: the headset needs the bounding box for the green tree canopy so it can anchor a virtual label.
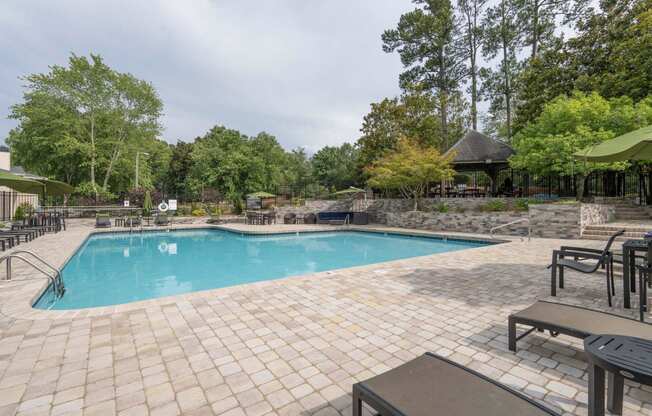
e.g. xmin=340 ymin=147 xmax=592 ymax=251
xmin=7 ymin=53 xmax=165 ymax=198
xmin=510 ymin=92 xmax=652 ymax=178
xmin=311 ymin=143 xmax=360 ymax=190
xmin=383 ymin=0 xmax=467 ymax=148
xmin=365 ymin=137 xmax=455 ymax=210
xmin=514 ymin=0 xmax=652 ymax=129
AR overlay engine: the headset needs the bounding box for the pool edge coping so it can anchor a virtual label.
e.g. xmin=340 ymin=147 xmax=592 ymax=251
xmin=6 ymin=223 xmax=515 ymax=320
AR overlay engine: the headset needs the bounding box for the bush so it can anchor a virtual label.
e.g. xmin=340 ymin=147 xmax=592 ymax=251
xmin=514 ymin=199 xmax=529 ymax=212
xmin=13 ymin=205 xmax=26 ymax=221
xmin=211 ymin=206 xmax=222 ymax=217
xmin=436 ymin=203 xmax=449 ymax=213
xmin=72 ymin=182 xmax=117 ymax=204
xmin=176 ymin=205 xmax=192 ymax=216
xmin=191 ymin=208 xmax=207 ymax=217
xmin=480 ymin=200 xmax=507 ymax=212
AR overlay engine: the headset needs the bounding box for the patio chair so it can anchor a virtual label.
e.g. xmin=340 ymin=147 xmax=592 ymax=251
xmin=353 ymin=352 xmax=560 ymax=416
xmin=154 ymin=213 xmax=170 ymax=226
xmin=508 ymin=301 xmax=652 ymax=351
xmin=635 ymin=240 xmax=652 ymax=321
xmin=549 ymin=229 xmax=625 ymax=306
xmin=95 ymin=214 xmax=111 ymax=228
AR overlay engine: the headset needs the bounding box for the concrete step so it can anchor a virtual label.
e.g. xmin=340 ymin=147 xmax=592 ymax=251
xmin=584 ymin=225 xmax=651 ymax=233
xmin=582 ymin=230 xmax=645 ymax=237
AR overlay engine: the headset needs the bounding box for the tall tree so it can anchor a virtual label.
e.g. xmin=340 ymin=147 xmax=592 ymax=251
xmin=481 ymin=0 xmax=523 ymax=141
xmin=8 ymin=53 xmax=164 ymax=197
xmin=164 ymin=141 xmax=194 ymax=197
xmin=517 ymin=0 xmax=588 ymax=59
xmin=513 ymin=0 xmax=652 ymax=128
xmin=357 ymin=88 xmax=443 ymax=169
xmin=382 ymin=0 xmax=467 ymax=149
xmin=311 ymin=143 xmax=359 ymax=190
xmin=457 ymin=0 xmax=488 ymax=129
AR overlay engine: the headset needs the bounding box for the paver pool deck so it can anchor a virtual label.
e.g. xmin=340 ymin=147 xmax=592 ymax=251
xmin=0 ymin=220 xmax=650 ymax=416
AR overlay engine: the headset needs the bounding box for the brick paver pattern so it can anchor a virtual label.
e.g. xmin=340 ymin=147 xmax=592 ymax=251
xmin=0 ymin=220 xmax=651 ymax=415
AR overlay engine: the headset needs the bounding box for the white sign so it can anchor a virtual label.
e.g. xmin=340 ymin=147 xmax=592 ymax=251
xmin=168 ymin=199 xmax=177 ymax=211
xmin=123 ymin=200 xmax=130 ymax=207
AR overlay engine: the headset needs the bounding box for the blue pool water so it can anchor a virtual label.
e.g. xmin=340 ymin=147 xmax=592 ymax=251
xmin=35 ymin=229 xmax=491 ymax=310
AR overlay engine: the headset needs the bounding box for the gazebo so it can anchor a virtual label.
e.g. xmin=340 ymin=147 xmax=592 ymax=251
xmin=445 ymin=130 xmax=515 ymax=195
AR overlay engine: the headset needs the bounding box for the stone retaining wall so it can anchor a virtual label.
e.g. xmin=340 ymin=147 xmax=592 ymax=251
xmin=276 ymin=198 xmax=615 ymax=238
xmin=384 ymin=211 xmax=529 ymax=235
xmin=580 ymin=203 xmax=615 ymax=228
xmin=529 ymin=204 xmax=581 ymax=239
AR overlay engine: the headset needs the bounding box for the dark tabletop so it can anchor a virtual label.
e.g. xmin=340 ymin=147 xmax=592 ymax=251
xmin=623 ymin=239 xmax=649 ymax=250
xmin=584 ymin=334 xmax=652 ymax=384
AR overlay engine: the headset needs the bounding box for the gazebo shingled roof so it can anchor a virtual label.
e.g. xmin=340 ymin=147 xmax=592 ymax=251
xmin=445 ymin=130 xmax=514 ymax=170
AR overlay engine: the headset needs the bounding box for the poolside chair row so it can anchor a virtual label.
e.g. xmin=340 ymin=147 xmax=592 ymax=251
xmin=355 ymin=301 xmax=652 ymax=415
xmin=96 ymin=213 xmax=170 ymax=228
xmin=0 ymin=215 xmax=64 ymax=251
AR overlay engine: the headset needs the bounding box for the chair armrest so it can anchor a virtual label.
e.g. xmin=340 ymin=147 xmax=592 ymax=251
xmin=559 ymin=246 xmax=602 ymax=254
xmin=554 ymin=249 xmax=603 ymax=260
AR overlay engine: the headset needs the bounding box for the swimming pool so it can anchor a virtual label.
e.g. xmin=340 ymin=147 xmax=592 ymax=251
xmin=35 ymin=229 xmax=492 ymax=310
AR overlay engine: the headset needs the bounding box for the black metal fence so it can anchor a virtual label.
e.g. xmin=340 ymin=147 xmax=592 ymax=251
xmin=0 ymin=191 xmax=40 ymax=221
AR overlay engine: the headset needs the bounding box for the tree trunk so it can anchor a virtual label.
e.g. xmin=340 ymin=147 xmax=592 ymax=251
xmin=90 ymin=116 xmax=98 ymax=200
xmin=440 ymin=91 xmax=449 ymax=149
xmin=470 ymin=54 xmax=478 ymax=130
xmin=531 ymin=0 xmax=540 ymax=59
xmin=103 ymin=148 xmax=121 ymax=190
xmin=501 ymin=0 xmax=512 ymax=141
xmin=438 ymin=50 xmax=449 ymax=149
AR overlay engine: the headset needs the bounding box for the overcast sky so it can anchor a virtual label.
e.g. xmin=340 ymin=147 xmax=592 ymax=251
xmin=0 ymin=1 xmax=417 ymax=153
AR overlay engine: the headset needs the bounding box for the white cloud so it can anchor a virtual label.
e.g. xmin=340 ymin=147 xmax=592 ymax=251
xmin=0 ymin=0 xmax=412 ymax=150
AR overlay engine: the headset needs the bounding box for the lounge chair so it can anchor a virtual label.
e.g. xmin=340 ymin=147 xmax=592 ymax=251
xmin=154 ymin=213 xmax=169 ymax=226
xmin=0 ymin=231 xmax=33 ymax=243
xmin=508 ymin=300 xmax=652 ymax=352
xmin=549 ymin=229 xmax=624 ymax=306
xmin=95 ymin=214 xmax=111 ymax=228
xmin=353 ymin=352 xmax=560 ymax=416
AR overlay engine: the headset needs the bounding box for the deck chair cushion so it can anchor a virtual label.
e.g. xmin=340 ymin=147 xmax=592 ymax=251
xmin=509 ymin=301 xmax=652 ymax=351
xmin=354 ymin=353 xmax=559 ymax=416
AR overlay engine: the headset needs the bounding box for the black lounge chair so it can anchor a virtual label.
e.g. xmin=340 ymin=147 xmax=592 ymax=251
xmin=0 ymin=230 xmax=35 ymax=242
xmin=508 ymin=301 xmax=652 ymax=351
xmin=549 ymin=229 xmax=624 ymax=306
xmin=154 ymin=213 xmax=169 ymax=226
xmin=95 ymin=215 xmax=111 ymax=228
xmin=353 ymin=352 xmax=560 ymax=416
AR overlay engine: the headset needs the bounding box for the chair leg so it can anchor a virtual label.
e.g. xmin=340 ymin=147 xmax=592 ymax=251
xmin=641 ymin=271 xmax=648 ymax=322
xmin=611 ymin=258 xmax=616 ymax=296
xmin=551 ymin=262 xmax=557 ymax=297
xmin=606 ymin=262 xmax=612 ymax=307
xmin=559 ymin=265 xmax=564 ymax=289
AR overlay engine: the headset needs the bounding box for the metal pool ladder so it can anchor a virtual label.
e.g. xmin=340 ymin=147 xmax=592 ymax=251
xmin=0 ymin=250 xmax=65 ymax=297
xmin=490 ymin=218 xmax=531 ymax=242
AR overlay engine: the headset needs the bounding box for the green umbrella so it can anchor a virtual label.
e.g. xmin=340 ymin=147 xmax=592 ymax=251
xmin=0 ymin=170 xmax=45 ymax=194
xmin=40 ymin=178 xmax=74 ymax=196
xmin=248 ymin=191 xmax=276 ymax=198
xmin=574 ymin=125 xmax=652 ymax=162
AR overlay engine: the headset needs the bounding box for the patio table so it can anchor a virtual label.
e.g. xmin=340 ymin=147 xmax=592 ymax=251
xmin=622 ymin=239 xmax=647 ymax=309
xmin=584 ymin=334 xmax=652 ymax=416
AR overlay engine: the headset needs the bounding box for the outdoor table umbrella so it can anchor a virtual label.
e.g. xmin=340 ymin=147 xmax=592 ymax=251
xmin=0 ymin=170 xmax=45 ymax=194
xmin=574 ymin=125 xmax=652 ymax=162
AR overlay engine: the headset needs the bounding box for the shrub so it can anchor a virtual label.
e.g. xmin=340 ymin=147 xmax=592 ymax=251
xmin=436 ymin=203 xmax=449 ymax=213
xmin=480 ymin=200 xmax=507 ymax=212
xmin=73 ymin=182 xmax=116 ymax=204
xmin=211 ymin=206 xmax=222 ymax=217
xmin=191 ymin=208 xmax=207 ymax=217
xmin=514 ymin=199 xmax=529 ymax=212
xmin=13 ymin=205 xmax=26 ymax=221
